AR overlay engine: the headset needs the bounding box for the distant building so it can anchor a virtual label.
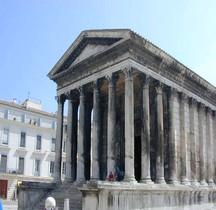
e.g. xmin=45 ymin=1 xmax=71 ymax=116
xmin=0 ymin=99 xmax=67 ymax=200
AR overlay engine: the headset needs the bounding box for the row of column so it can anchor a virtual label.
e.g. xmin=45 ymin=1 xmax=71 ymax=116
xmin=54 ymin=68 xmax=216 ymax=185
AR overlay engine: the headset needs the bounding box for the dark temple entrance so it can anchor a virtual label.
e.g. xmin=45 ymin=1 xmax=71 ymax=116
xmin=134 ymin=136 xmax=141 ymax=181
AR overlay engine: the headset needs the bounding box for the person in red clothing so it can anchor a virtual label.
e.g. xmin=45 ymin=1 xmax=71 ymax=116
xmin=107 ymin=171 xmax=116 ymax=181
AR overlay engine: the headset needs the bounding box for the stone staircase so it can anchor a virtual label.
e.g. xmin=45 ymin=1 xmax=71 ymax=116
xmin=32 ymin=182 xmax=82 ymax=210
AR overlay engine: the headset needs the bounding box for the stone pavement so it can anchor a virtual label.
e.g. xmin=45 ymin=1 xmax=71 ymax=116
xmin=1 ymin=200 xmax=18 ymax=210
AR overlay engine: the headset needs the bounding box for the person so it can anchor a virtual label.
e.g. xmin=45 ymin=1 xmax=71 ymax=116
xmin=0 ymin=199 xmax=3 ymax=210
xmin=116 ymin=167 xmax=121 ymax=181
xmin=107 ymin=171 xmax=116 ymax=181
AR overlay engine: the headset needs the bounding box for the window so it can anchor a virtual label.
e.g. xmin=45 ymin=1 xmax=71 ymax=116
xmin=37 ymin=118 xmax=41 ymax=126
xmin=20 ymin=132 xmax=26 ymax=147
xmin=51 ymin=138 xmax=56 ymax=152
xmin=50 ymin=161 xmax=55 ymax=176
xmin=4 ymin=110 xmax=9 ymax=119
xmin=52 ymin=121 xmax=56 ymax=129
xmin=2 ymin=128 xmax=9 ymax=145
xmin=63 ymin=139 xmax=66 ymax=153
xmin=0 ymin=155 xmax=7 ymax=173
xmin=34 ymin=159 xmax=40 ymax=176
xmin=21 ymin=114 xmax=26 ymax=123
xmin=64 ymin=124 xmax=67 ymax=133
xmin=18 ymin=157 xmax=24 ymax=174
xmin=62 ymin=161 xmax=66 ymax=175
xmin=36 ymin=135 xmax=42 ymax=150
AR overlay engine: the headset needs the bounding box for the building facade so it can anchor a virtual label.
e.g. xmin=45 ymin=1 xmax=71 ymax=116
xmin=19 ymin=29 xmax=216 ymax=210
xmin=0 ymin=99 xmax=67 ymax=199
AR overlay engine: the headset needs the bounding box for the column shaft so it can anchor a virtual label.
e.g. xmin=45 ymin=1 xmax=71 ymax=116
xmin=91 ymin=80 xmax=100 ymax=180
xmin=123 ymin=67 xmax=136 ymax=182
xmin=198 ymin=103 xmax=207 ymax=185
xmin=189 ymin=98 xmax=198 ymax=185
xmin=155 ymin=82 xmax=165 ymax=184
xmin=77 ymin=87 xmax=86 ymax=181
xmin=107 ymin=74 xmax=117 ymax=173
xmin=140 ymin=75 xmax=152 ymax=184
xmin=65 ymin=96 xmax=73 ymax=182
xmin=167 ymin=87 xmax=178 ymax=184
xmin=54 ymin=95 xmax=65 ymax=182
xmin=206 ymin=108 xmax=214 ymax=185
xmin=179 ymin=93 xmax=189 ymax=185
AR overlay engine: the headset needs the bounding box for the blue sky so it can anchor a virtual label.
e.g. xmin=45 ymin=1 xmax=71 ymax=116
xmin=1 ymin=0 xmax=216 ymax=113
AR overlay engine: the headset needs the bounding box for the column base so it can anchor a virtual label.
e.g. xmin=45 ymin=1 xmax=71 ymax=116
xmin=139 ymin=177 xmax=154 ymax=184
xmin=181 ymin=178 xmax=191 ymax=186
xmin=123 ymin=177 xmax=137 ymax=183
xmin=207 ymin=179 xmax=215 ymax=186
xmin=168 ymin=179 xmax=179 ymax=185
xmin=191 ymin=179 xmax=199 ymax=186
xmin=155 ymin=177 xmax=166 ymax=184
xmin=64 ymin=178 xmax=74 ymax=183
xmin=200 ymin=180 xmax=208 ymax=186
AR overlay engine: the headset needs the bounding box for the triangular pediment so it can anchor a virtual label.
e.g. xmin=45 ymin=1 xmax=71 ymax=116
xmin=72 ymin=43 xmax=110 ymax=66
xmin=48 ymin=29 xmax=132 ymax=79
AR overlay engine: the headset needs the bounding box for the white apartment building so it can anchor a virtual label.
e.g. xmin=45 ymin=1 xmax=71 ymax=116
xmin=0 ymin=99 xmax=67 ymax=200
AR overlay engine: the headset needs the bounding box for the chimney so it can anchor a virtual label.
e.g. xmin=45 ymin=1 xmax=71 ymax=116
xmin=13 ymin=98 xmax=17 ymax=104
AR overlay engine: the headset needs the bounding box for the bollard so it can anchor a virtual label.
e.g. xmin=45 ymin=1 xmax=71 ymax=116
xmin=64 ymin=198 xmax=70 ymax=210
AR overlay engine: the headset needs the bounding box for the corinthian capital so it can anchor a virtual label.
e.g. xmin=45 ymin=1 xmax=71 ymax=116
xmin=140 ymin=74 xmax=151 ymax=87
xmin=122 ymin=66 xmax=135 ymax=79
xmin=55 ymin=94 xmax=66 ymax=105
xmin=105 ymin=73 xmax=119 ymax=86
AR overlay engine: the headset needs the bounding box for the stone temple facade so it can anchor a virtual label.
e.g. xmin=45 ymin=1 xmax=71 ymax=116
xmin=20 ymin=29 xmax=216 ymax=209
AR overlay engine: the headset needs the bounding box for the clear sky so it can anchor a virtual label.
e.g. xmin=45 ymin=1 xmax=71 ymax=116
xmin=1 ymin=0 xmax=216 ymax=113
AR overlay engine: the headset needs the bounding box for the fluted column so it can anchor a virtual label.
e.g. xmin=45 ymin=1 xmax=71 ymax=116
xmin=155 ymin=81 xmax=165 ymax=184
xmin=65 ymin=92 xmax=78 ymax=182
xmin=77 ymin=86 xmax=86 ymax=181
xmin=54 ymin=95 xmax=65 ymax=182
xmin=65 ymin=93 xmax=73 ymax=182
xmin=106 ymin=73 xmax=118 ymax=174
xmin=198 ymin=103 xmax=207 ymax=185
xmin=179 ymin=93 xmax=189 ymax=185
xmin=206 ymin=107 xmax=214 ymax=185
xmin=140 ymin=74 xmax=153 ymax=184
xmin=123 ymin=67 xmax=136 ymax=182
xmin=213 ymin=112 xmax=216 ymax=184
xmin=91 ymin=80 xmax=101 ymax=180
xmin=166 ymin=87 xmax=178 ymax=184
xmin=189 ymin=98 xmax=198 ymax=185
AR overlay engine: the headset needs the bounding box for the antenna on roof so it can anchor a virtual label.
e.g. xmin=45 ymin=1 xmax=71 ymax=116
xmin=27 ymin=92 xmax=41 ymax=104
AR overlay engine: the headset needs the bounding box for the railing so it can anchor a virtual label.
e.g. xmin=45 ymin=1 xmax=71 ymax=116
xmin=0 ymin=168 xmax=23 ymax=175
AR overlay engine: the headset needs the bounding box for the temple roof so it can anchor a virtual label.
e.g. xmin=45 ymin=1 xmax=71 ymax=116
xmin=48 ymin=29 xmax=216 ymax=102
